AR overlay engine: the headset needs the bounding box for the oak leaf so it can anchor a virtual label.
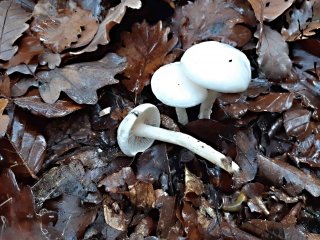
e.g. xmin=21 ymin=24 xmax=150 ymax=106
xmin=3 ymin=35 xmax=44 ymax=69
xmin=72 ymin=0 xmax=142 ymax=55
xmin=257 ymin=26 xmax=292 ymax=79
xmin=12 ymin=53 xmax=126 ymax=104
xmin=117 ymin=21 xmax=178 ymax=95
xmin=0 ymin=0 xmax=31 ymax=60
xmin=172 ymin=0 xmax=252 ymax=49
xmin=248 ymin=0 xmax=294 ymax=22
xmin=31 ymin=7 xmax=98 ymax=53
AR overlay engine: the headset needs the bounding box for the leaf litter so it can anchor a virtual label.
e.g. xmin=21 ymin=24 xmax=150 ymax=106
xmin=0 ymin=0 xmax=320 ymax=239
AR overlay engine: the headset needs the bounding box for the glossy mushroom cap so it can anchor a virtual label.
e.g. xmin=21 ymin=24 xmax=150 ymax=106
xmin=117 ymin=104 xmax=160 ymax=156
xmin=151 ymin=62 xmax=208 ymax=108
xmin=180 ymin=41 xmax=251 ymax=93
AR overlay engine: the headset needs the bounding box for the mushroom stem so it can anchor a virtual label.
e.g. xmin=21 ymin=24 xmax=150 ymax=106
xmin=175 ymin=107 xmax=189 ymax=125
xmin=134 ymin=122 xmax=239 ymax=173
xmin=198 ymin=90 xmax=220 ymax=119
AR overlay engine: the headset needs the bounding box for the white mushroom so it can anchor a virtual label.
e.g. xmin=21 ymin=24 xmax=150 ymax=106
xmin=151 ymin=62 xmax=207 ymax=125
xmin=180 ymin=41 xmax=251 ymax=119
xmin=117 ymin=103 xmax=240 ymax=173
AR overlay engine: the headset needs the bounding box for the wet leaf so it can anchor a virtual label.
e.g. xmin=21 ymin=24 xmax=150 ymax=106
xmin=283 ymin=108 xmax=311 ymax=137
xmin=117 ymin=21 xmax=178 ymax=95
xmin=0 ymin=108 xmax=46 ymax=178
xmin=257 ymin=154 xmax=320 ymax=197
xmin=0 ymin=169 xmax=59 ymax=239
xmin=13 ymin=53 xmax=126 ymax=104
xmin=0 ymin=0 xmax=31 ymax=60
xmin=72 ymin=0 xmax=142 ymax=55
xmin=14 ymin=95 xmax=83 ymax=118
xmin=257 ymin=26 xmax=292 ymax=79
xmin=44 ymin=194 xmax=98 ymax=240
xmin=248 ymin=0 xmax=295 ymax=22
xmin=247 ymin=92 xmax=294 ymax=113
xmin=172 ymin=0 xmax=253 ymax=48
xmin=31 ymin=7 xmax=98 ymax=53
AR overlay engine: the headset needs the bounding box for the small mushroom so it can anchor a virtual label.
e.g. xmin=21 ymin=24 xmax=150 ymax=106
xmin=180 ymin=41 xmax=251 ymax=119
xmin=117 ymin=103 xmax=239 ymax=173
xmin=151 ymin=62 xmax=207 ymax=125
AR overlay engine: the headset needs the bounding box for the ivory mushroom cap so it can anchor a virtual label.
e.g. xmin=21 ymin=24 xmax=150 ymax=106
xmin=151 ymin=62 xmax=208 ymax=108
xmin=180 ymin=41 xmax=251 ymax=93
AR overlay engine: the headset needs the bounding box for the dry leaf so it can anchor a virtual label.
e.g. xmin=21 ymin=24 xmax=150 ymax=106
xmin=0 ymin=75 xmax=10 ymax=98
xmin=3 ymin=35 xmax=44 ymax=69
xmin=0 ymin=98 xmax=9 ymax=137
xmin=31 ymin=7 xmax=98 ymax=53
xmin=13 ymin=53 xmax=126 ymax=104
xmin=39 ymin=52 xmax=61 ymax=69
xmin=257 ymin=26 xmax=292 ymax=79
xmin=248 ymin=0 xmax=294 ymax=22
xmin=0 ymin=0 xmax=31 ymax=60
xmin=172 ymin=0 xmax=252 ymax=49
xmin=117 ymin=21 xmax=178 ymax=95
xmin=281 ymin=0 xmax=319 ymax=41
xmin=72 ymin=0 xmax=142 ymax=55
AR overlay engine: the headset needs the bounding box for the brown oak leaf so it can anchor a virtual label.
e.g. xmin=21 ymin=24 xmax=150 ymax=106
xmin=3 ymin=35 xmax=44 ymax=69
xmin=257 ymin=26 xmax=292 ymax=79
xmin=31 ymin=7 xmax=98 ymax=53
xmin=12 ymin=53 xmax=127 ymax=104
xmin=117 ymin=21 xmax=178 ymax=95
xmin=0 ymin=0 xmax=31 ymax=60
xmin=71 ymin=0 xmax=142 ymax=55
xmin=248 ymin=0 xmax=295 ymax=22
xmin=172 ymin=0 xmax=252 ymax=49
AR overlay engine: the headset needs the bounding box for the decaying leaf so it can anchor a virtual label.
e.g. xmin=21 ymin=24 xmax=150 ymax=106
xmin=172 ymin=0 xmax=252 ymax=49
xmin=117 ymin=21 xmax=178 ymax=95
xmin=0 ymin=0 xmax=31 ymax=61
xmin=248 ymin=0 xmax=295 ymax=22
xmin=257 ymin=26 xmax=292 ymax=79
xmin=32 ymin=160 xmax=101 ymax=209
xmin=72 ymin=0 xmax=142 ymax=55
xmin=31 ymin=7 xmax=98 ymax=53
xmin=128 ymin=181 xmax=156 ymax=208
xmin=257 ymin=154 xmax=320 ymax=197
xmin=14 ymin=95 xmax=83 ymax=118
xmin=13 ymin=53 xmax=126 ymax=104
